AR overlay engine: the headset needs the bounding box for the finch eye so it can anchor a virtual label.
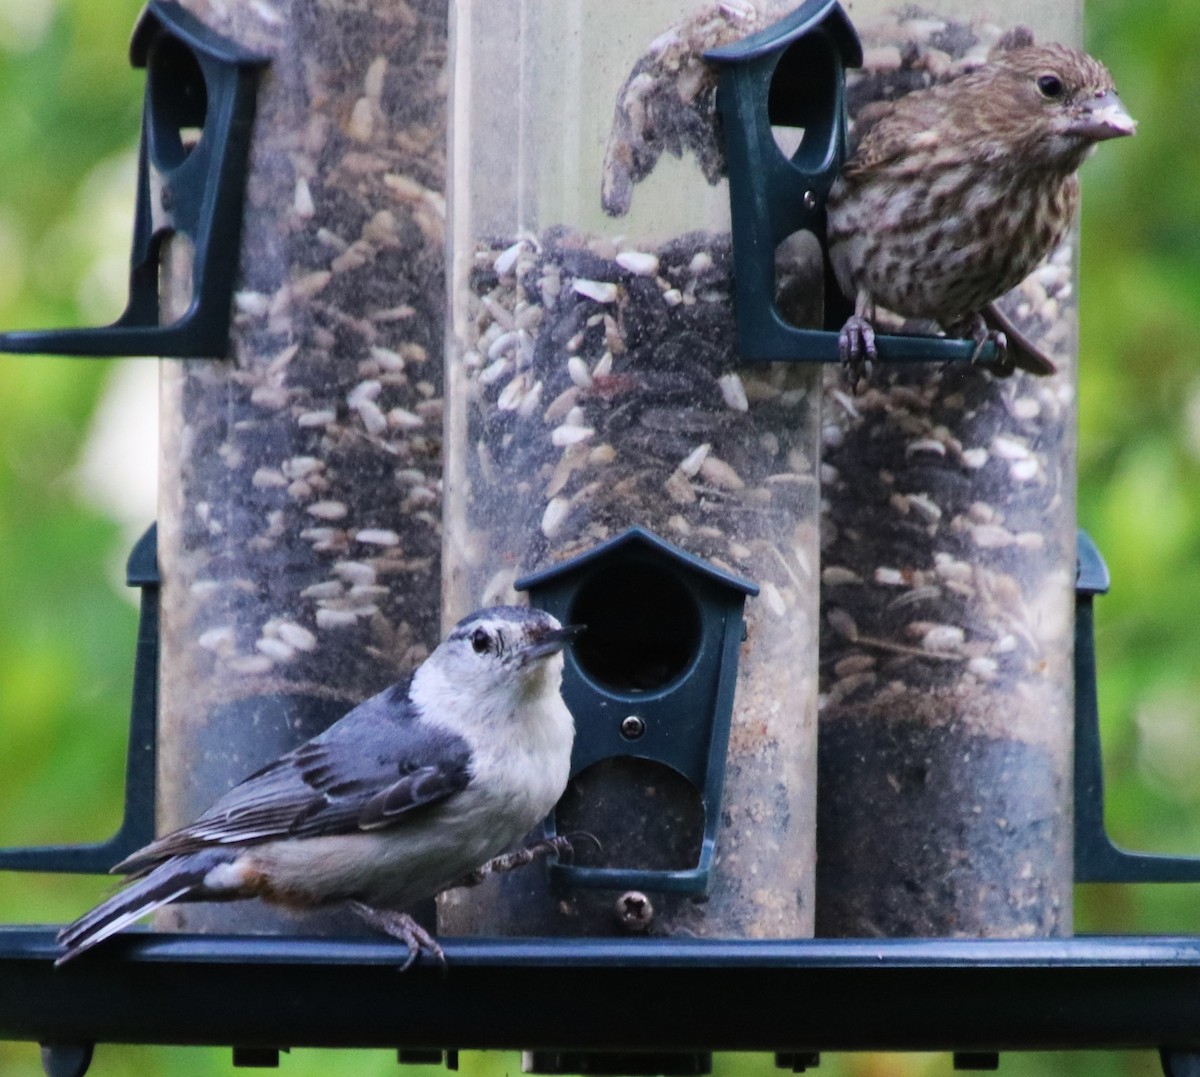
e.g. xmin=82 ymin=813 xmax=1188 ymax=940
xmin=1037 ymin=74 xmax=1064 ymax=98
xmin=470 ymin=627 xmax=492 ymax=654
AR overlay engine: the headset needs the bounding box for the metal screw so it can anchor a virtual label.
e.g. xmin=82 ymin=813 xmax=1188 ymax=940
xmin=619 ymin=714 xmax=646 ymax=740
xmin=615 ymin=890 xmax=654 ymax=932
xmin=803 ymin=189 xmax=818 ymax=211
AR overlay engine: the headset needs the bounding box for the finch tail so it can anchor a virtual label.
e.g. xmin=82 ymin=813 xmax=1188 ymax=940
xmin=983 ymin=301 xmax=1058 ymax=376
xmin=55 ymin=851 xmax=228 ymax=966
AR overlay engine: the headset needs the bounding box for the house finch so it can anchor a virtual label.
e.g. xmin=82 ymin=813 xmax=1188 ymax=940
xmin=826 ymin=42 xmax=1136 ymax=379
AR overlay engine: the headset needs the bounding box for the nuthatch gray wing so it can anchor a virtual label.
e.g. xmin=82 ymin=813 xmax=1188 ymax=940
xmin=56 ymin=606 xmax=582 ymax=968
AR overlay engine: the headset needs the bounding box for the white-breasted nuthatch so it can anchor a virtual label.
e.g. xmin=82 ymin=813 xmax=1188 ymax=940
xmin=56 ymin=606 xmax=582 ymax=968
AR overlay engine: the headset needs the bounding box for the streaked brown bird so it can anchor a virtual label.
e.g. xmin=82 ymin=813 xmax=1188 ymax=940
xmin=826 ymin=41 xmax=1136 ymax=379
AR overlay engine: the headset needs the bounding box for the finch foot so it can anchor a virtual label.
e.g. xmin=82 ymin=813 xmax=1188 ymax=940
xmin=959 ymin=312 xmax=1012 ymax=374
xmin=453 ymin=833 xmax=600 ymax=888
xmin=838 ymin=314 xmax=877 ymax=390
xmin=348 ymin=902 xmax=445 ymax=973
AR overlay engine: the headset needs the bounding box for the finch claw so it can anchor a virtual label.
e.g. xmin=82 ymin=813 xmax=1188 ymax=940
xmin=962 ymin=315 xmax=1015 ymax=376
xmin=838 ymin=315 xmax=877 ymax=390
xmin=974 ymin=330 xmax=1014 ymax=375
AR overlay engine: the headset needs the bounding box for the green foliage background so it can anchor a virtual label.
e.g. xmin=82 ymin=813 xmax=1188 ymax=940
xmin=1 ymin=0 xmax=1197 ymax=1074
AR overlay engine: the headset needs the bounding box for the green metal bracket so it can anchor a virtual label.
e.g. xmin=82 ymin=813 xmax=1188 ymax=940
xmin=705 ymin=0 xmax=999 ymax=366
xmin=1074 ymin=530 xmax=1200 ymax=882
xmin=0 ymin=525 xmax=158 ymax=874
xmin=0 ymin=2 xmax=267 ymax=358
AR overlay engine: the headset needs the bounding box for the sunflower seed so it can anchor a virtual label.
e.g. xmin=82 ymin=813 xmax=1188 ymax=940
xmin=572 ymin=279 xmax=618 ymax=303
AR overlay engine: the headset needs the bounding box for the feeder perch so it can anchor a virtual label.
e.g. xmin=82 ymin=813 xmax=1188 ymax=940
xmin=516 ymin=526 xmax=757 ymax=894
xmin=0 ymin=1 xmax=266 ymax=358
xmin=705 ymin=0 xmax=1000 ymax=367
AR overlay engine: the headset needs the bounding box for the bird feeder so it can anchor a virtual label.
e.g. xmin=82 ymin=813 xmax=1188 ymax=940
xmin=6 ymin=529 xmax=1200 ymax=1077
xmin=5 ymin=0 xmax=453 ymax=942
xmin=519 ymin=527 xmax=755 ymax=896
xmin=7 ymin=3 xmax=1200 ymax=1077
xmin=153 ymin=0 xmax=452 ymax=940
xmin=795 ymin=0 xmax=1086 ymax=939
xmin=440 ymin=527 xmax=756 ymax=944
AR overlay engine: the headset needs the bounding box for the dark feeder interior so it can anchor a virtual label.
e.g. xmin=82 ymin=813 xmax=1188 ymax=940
xmin=571 ymin=564 xmax=701 ymax=695
xmin=1 ymin=2 xmax=1200 ymax=1077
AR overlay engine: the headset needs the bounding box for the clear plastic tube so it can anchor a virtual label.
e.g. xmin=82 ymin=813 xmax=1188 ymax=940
xmin=815 ymin=1 xmax=1082 ymax=938
xmin=156 ymin=0 xmax=449 ymax=935
xmin=441 ymin=0 xmax=818 ymax=938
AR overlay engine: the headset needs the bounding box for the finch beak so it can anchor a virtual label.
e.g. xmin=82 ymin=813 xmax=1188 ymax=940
xmin=522 ymin=623 xmax=585 ymax=662
xmin=1071 ymin=90 xmax=1137 ymax=141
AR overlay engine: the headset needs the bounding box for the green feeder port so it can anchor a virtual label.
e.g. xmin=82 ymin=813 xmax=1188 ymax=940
xmin=517 ymin=526 xmax=757 ymax=896
xmin=0 ymin=1 xmax=266 ymax=358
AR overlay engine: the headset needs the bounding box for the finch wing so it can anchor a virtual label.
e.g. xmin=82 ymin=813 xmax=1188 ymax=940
xmin=841 ymin=88 xmax=957 ymax=180
xmin=114 ymin=679 xmax=472 ymax=873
